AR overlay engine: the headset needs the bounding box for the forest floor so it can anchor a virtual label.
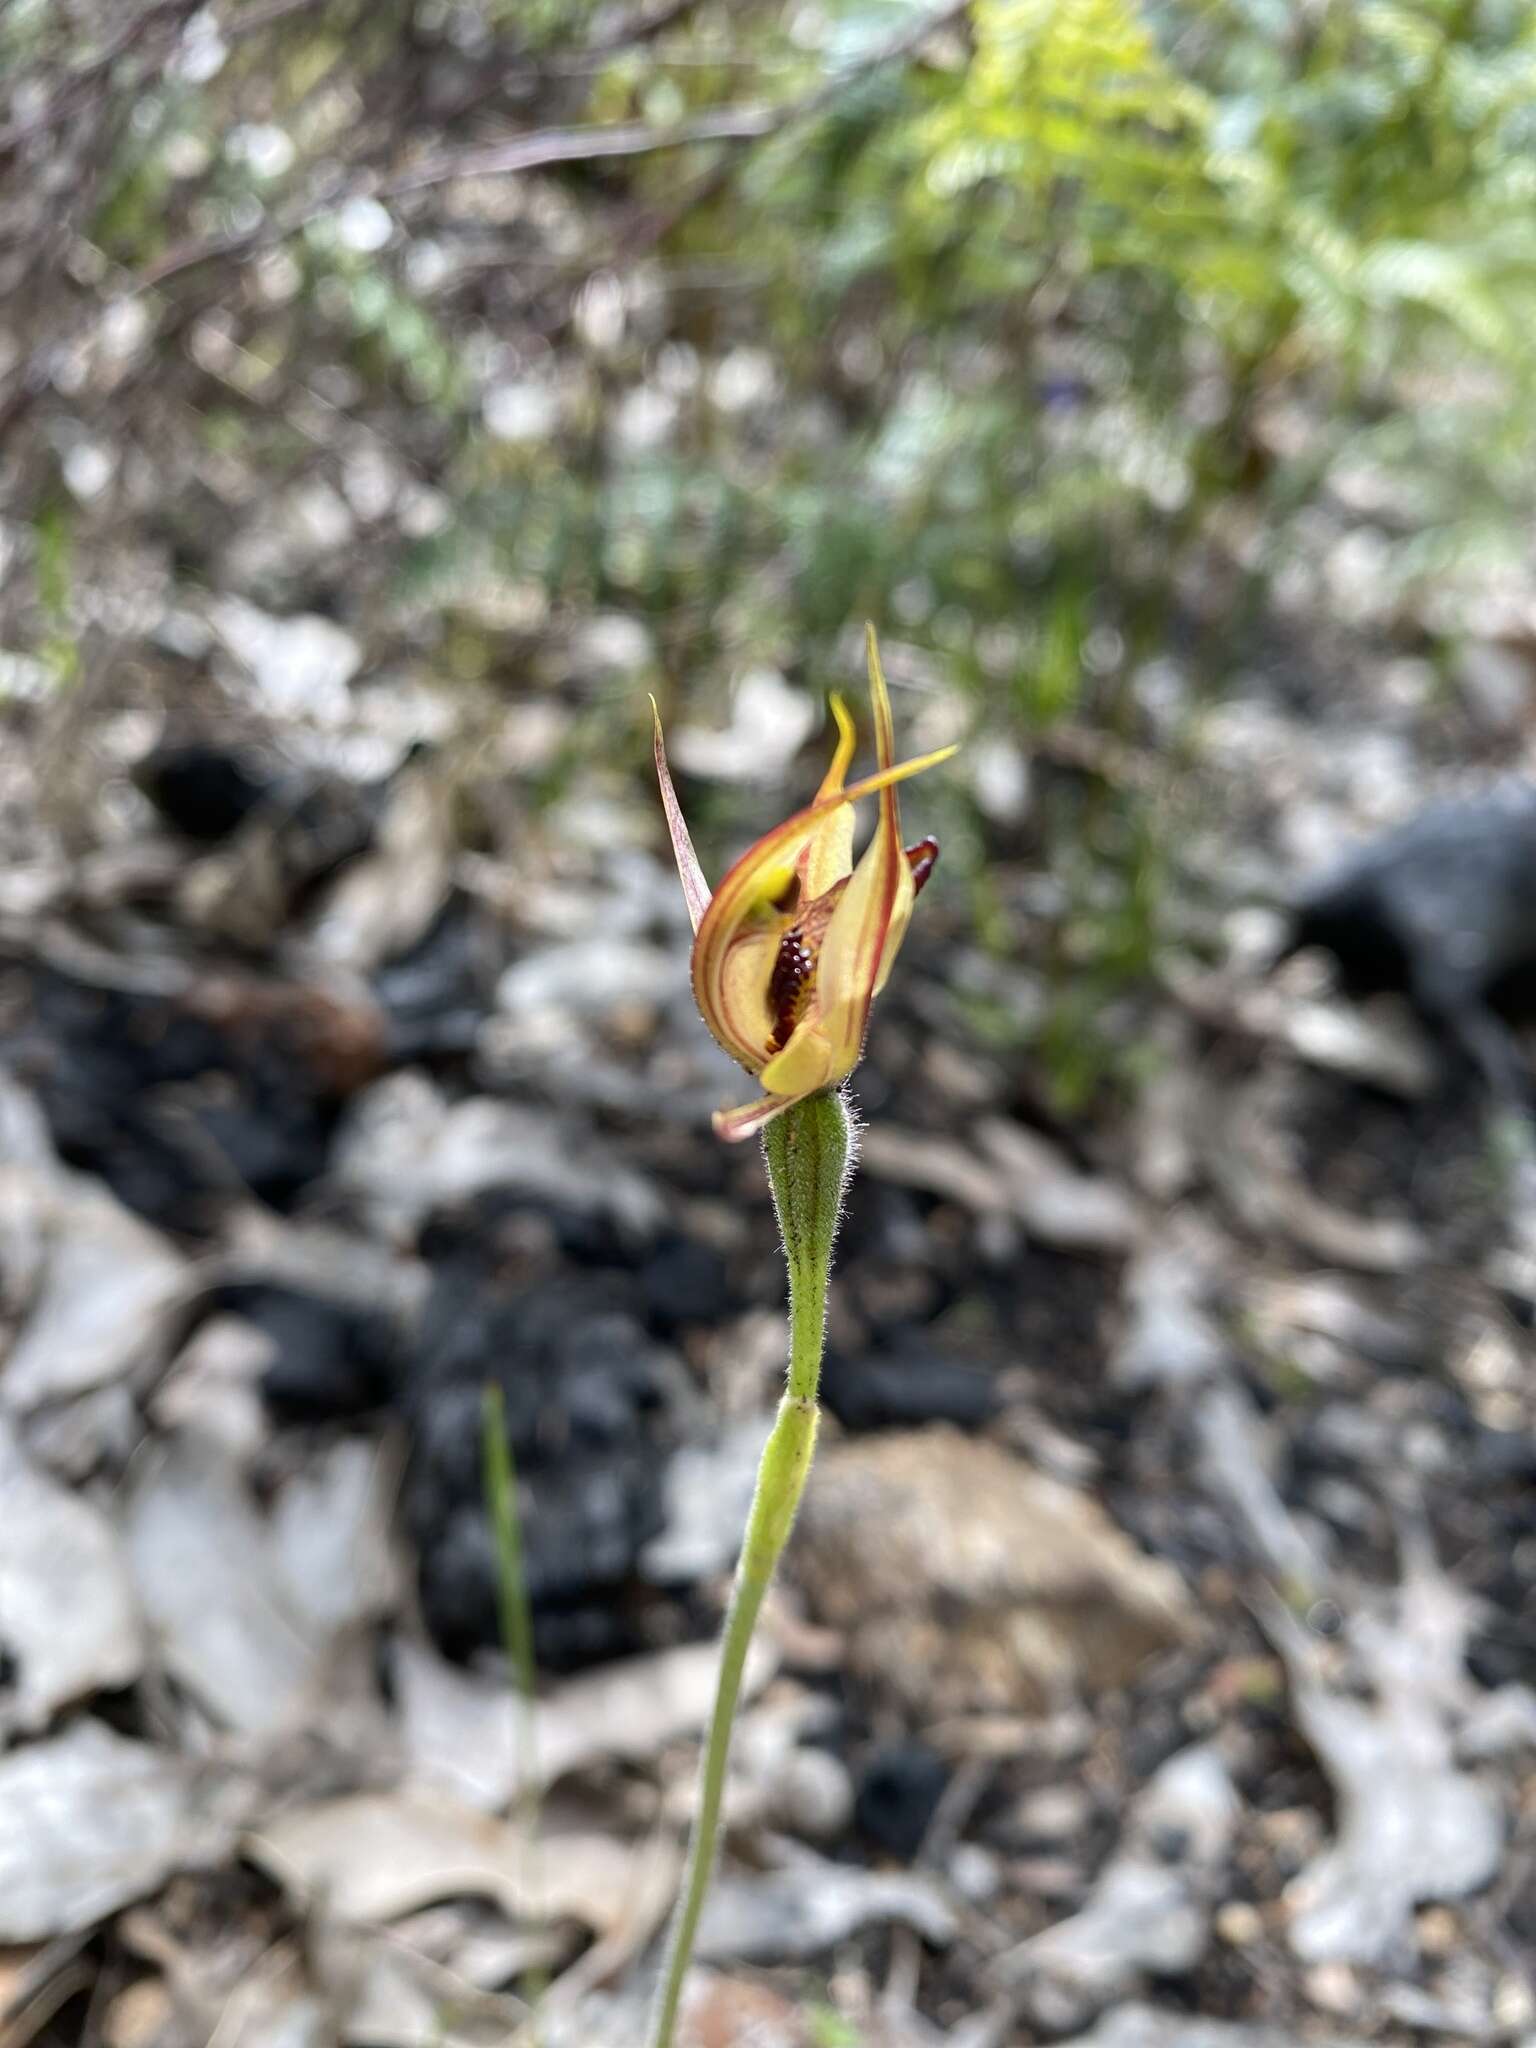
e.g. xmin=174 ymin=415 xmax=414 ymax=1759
xmin=3 ymin=573 xmax=1536 ymax=2048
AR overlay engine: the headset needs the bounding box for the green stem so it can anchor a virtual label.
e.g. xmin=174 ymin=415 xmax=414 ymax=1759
xmin=646 ymin=1088 xmax=853 ymax=2048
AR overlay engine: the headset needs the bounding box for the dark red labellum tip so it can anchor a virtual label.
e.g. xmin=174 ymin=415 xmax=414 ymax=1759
xmin=905 ymin=836 xmax=939 ymax=895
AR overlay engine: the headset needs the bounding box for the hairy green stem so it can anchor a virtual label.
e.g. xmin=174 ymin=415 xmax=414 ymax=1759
xmin=647 ymin=1088 xmax=853 ymax=2048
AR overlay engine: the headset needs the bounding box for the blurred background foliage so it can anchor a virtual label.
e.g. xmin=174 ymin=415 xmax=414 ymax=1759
xmin=3 ymin=0 xmax=1535 ymax=1105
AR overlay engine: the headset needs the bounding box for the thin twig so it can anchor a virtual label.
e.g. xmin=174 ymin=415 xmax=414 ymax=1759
xmin=0 ymin=0 xmax=200 ymax=154
xmin=583 ymin=0 xmax=704 ymax=58
xmin=133 ymin=0 xmax=971 ymax=288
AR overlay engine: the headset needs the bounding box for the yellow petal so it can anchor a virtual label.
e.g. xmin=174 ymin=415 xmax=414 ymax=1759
xmin=692 ymin=742 xmax=956 ymax=1072
xmin=815 ymin=819 xmax=902 ymax=1071
xmin=650 ymin=698 xmax=711 ymax=934
xmin=798 ymin=695 xmax=856 ymax=900
xmin=814 ymin=693 xmax=857 ymax=804
xmin=713 ymin=928 xmax=781 ymax=1068
xmin=872 ymin=856 xmax=917 ymax=996
xmin=759 ymin=1016 xmax=837 ymax=1096
xmin=813 ymin=627 xmax=909 ymax=1069
xmin=867 ymin=624 xmax=897 ymax=777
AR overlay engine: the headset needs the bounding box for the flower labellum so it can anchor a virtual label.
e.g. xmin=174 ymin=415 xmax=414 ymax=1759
xmin=653 ymin=627 xmax=956 ymax=1140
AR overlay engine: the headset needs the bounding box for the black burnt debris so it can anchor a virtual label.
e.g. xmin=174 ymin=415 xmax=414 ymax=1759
xmin=1286 ymin=782 xmax=1536 ymax=1105
xmin=403 ymin=1233 xmax=684 ymax=1669
xmin=0 ymin=958 xmax=386 ymax=1230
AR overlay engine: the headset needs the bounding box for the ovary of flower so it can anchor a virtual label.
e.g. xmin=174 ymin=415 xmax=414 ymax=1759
xmin=653 ymin=627 xmax=956 ymax=1141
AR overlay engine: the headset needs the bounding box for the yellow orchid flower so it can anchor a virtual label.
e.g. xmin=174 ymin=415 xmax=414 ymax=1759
xmin=653 ymin=626 xmax=956 ymax=1141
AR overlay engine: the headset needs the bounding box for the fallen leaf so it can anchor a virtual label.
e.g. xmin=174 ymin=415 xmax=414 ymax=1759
xmin=680 ymin=1971 xmax=808 ymax=2047
xmin=975 ymin=1118 xmax=1141 ymax=1252
xmin=1003 ymin=1745 xmax=1240 ymax=2027
xmin=858 ymin=1126 xmax=1013 ymax=1217
xmin=696 ymin=1849 xmax=955 ymax=1964
xmin=0 ymin=1417 xmax=143 ymax=1734
xmin=641 ymin=1417 xmax=767 ymax=1586
xmin=1058 ymin=2006 xmax=1360 ymax=2048
xmin=331 ymin=1073 xmax=663 ymax=1240
xmin=1192 ymin=1381 xmax=1324 ymax=1595
xmin=0 ymin=1166 xmax=188 ymax=1412
xmin=0 ymin=1720 xmax=230 ymax=1941
xmin=247 ymin=1788 xmax=677 ymax=1939
xmin=670 ymin=669 xmax=817 ymax=787
xmin=123 ymin=1438 xmax=323 ymax=1736
xmin=395 ymin=1634 xmax=776 ymax=1810
xmin=209 ymin=597 xmax=362 ymax=725
xmin=307 ymin=761 xmax=456 ymax=972
xmin=269 ymin=1437 xmax=400 ymax=1638
xmin=1269 ymin=1555 xmax=1505 ymax=1965
xmin=1111 ymin=1226 xmax=1228 ymax=1391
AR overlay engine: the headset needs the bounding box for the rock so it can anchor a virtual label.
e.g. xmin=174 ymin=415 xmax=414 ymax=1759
xmin=792 ymin=1430 xmax=1195 ymax=1714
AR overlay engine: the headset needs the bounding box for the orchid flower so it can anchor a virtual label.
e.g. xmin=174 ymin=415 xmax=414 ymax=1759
xmin=644 ymin=628 xmax=956 ymax=2048
xmin=652 ymin=626 xmax=956 ymax=1140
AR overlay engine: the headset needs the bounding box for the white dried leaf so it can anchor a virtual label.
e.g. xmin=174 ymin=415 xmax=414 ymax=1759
xmin=394 ymin=1634 xmax=775 ymax=1810
xmin=269 ymin=1438 xmax=400 ymax=1637
xmin=247 ymin=1788 xmax=676 ymax=1938
xmin=0 ymin=1720 xmax=229 ymax=1941
xmin=0 ymin=1419 xmax=143 ymax=1733
xmin=695 ymin=1849 xmax=955 ymax=1963
xmin=124 ymin=1439 xmax=322 ymax=1736
xmin=1 ymin=1168 xmax=188 ymax=1412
